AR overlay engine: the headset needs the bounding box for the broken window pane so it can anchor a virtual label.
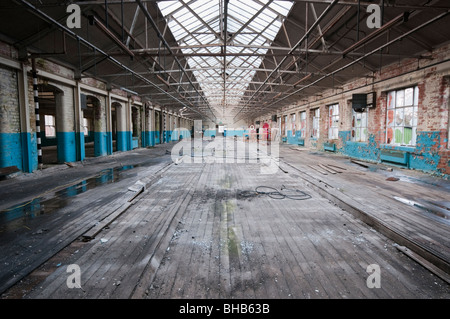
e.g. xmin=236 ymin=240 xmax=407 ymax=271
xmin=386 ymin=86 xmax=419 ymax=146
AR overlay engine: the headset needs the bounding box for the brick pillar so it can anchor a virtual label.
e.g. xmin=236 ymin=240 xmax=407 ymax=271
xmin=115 ymin=102 xmax=128 ymax=152
xmin=93 ymin=96 xmax=107 ymax=157
xmin=55 ymin=87 xmax=76 ymax=163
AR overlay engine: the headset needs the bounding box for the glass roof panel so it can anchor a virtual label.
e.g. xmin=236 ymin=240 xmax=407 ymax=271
xmin=158 ymin=0 xmax=293 ymax=118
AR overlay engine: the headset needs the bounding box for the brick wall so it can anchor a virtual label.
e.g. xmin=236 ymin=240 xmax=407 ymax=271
xmin=0 ymin=65 xmax=22 ymax=169
xmin=256 ymin=42 xmax=450 ymax=177
xmin=0 ymin=66 xmax=20 ymax=134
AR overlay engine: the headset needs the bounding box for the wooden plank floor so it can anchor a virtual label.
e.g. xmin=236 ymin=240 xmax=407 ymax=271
xmin=279 ymin=146 xmax=450 ymax=270
xmin=18 ymin=146 xmax=449 ymax=299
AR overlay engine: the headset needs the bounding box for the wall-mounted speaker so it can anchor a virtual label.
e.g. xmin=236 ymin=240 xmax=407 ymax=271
xmin=352 ymin=92 xmax=376 ymax=113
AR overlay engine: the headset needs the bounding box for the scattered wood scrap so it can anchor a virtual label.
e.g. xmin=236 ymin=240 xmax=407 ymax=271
xmin=0 ymin=166 xmax=19 ymax=180
xmin=307 ymin=165 xmax=328 ymax=175
xmin=327 ymin=164 xmax=347 ymax=171
xmin=307 ymin=163 xmax=349 ymax=175
xmin=351 ymin=159 xmax=370 ymax=168
xmin=394 ymin=244 xmax=450 ymax=285
xmin=318 ymin=164 xmax=337 ymax=174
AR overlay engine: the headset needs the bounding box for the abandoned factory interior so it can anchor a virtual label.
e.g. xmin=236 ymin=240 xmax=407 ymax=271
xmin=0 ymin=0 xmax=449 ymax=302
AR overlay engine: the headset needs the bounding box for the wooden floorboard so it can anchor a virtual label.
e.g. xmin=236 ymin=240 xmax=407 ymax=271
xmin=13 ymin=143 xmax=450 ymax=299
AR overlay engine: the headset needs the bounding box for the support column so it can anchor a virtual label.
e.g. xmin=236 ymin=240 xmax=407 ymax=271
xmin=74 ymin=82 xmax=85 ymax=161
xmin=116 ymin=102 xmax=128 ymax=152
xmin=31 ymin=59 xmax=43 ymax=169
xmin=106 ymin=91 xmax=113 ymax=155
xmin=93 ymin=96 xmax=107 ymax=157
xmin=163 ymin=109 xmax=167 ymax=143
xmin=142 ymin=102 xmax=154 ymax=147
xmin=127 ymin=97 xmax=132 ymax=150
xmin=55 ymin=87 xmax=77 ymax=163
xmin=18 ymin=62 xmax=36 ymax=172
xmin=150 ymin=106 xmax=156 ymax=146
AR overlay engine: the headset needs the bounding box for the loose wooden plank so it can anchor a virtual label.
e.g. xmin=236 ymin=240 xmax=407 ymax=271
xmin=307 ymin=165 xmax=328 ymax=175
xmin=318 ymin=164 xmax=338 ymax=174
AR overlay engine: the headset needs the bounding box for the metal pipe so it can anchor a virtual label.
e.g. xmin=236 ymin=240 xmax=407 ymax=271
xmin=31 ymin=58 xmax=43 ymax=169
xmin=90 ymin=15 xmax=135 ymax=57
xmin=342 ymin=12 xmax=406 ymax=57
xmin=121 ymin=0 xmax=125 ymax=42
xmin=105 ymin=0 xmax=109 ymax=28
xmin=357 ymin=0 xmax=360 ymax=41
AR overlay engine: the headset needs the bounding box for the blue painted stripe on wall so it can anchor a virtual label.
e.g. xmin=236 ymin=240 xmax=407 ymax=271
xmin=77 ymin=132 xmax=85 ymax=161
xmin=57 ymin=132 xmax=77 ymax=163
xmin=21 ymin=132 xmax=39 ymax=173
xmin=127 ymin=131 xmax=133 ymax=151
xmin=116 ymin=131 xmax=129 ymax=152
xmin=204 ymin=130 xmax=216 ymax=138
xmin=178 ymin=129 xmax=191 ymax=140
xmin=163 ymin=131 xmax=172 ymax=143
xmin=132 ymin=137 xmax=139 ymax=149
xmin=225 ymin=130 xmax=249 ymax=137
xmin=142 ymin=131 xmax=157 ymax=147
xmin=106 ymin=132 xmax=113 ymax=155
xmin=286 ymin=130 xmax=301 ymax=145
xmin=0 ymin=132 xmax=23 ymax=171
xmin=93 ymin=131 xmax=108 ymax=157
xmin=409 ymin=131 xmax=441 ymax=172
xmin=171 ymin=130 xmax=179 ymax=142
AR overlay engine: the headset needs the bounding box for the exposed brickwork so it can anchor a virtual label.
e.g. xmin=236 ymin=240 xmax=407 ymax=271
xmin=256 ymin=42 xmax=450 ymax=177
xmin=0 ymin=65 xmax=22 ymax=169
xmin=0 ymin=66 xmax=20 ymax=134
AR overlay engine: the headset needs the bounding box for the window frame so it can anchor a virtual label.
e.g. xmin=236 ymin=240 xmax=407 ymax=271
xmin=328 ymin=103 xmax=340 ymax=140
xmin=44 ymin=115 xmax=56 ymax=138
xmin=351 ymin=108 xmax=369 ymax=143
xmin=312 ymin=108 xmax=320 ymax=139
xmin=386 ymin=86 xmax=419 ymax=146
xmin=83 ymin=118 xmax=90 ymax=137
xmin=291 ymin=113 xmax=296 ymax=134
xmin=300 ymin=111 xmax=307 ymax=138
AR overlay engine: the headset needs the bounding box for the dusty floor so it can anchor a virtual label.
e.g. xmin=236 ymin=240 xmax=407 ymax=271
xmin=0 ymin=139 xmax=449 ymax=299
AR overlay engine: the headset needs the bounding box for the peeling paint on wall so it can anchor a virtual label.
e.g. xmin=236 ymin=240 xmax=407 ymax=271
xmin=410 ymin=131 xmax=441 ymax=172
xmin=339 ymin=132 xmax=380 ymax=162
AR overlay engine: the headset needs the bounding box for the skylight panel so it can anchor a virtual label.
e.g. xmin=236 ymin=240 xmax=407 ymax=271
xmin=158 ymin=0 xmax=294 ymax=117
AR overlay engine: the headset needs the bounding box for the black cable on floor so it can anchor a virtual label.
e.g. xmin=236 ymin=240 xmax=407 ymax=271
xmin=252 ymin=185 xmax=311 ymax=200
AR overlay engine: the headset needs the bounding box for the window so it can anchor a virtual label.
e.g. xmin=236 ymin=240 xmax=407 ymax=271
xmin=291 ymin=113 xmax=296 ymax=134
xmin=83 ymin=118 xmax=89 ymax=136
xmin=386 ymin=86 xmax=419 ymax=146
xmin=283 ymin=115 xmax=288 ymax=136
xmin=300 ymin=111 xmax=306 ymax=138
xmin=328 ymin=104 xmax=339 ymax=140
xmin=45 ymin=115 xmax=56 ymax=138
xmin=312 ymin=108 xmax=320 ymax=138
xmin=352 ymin=109 xmax=368 ymax=142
